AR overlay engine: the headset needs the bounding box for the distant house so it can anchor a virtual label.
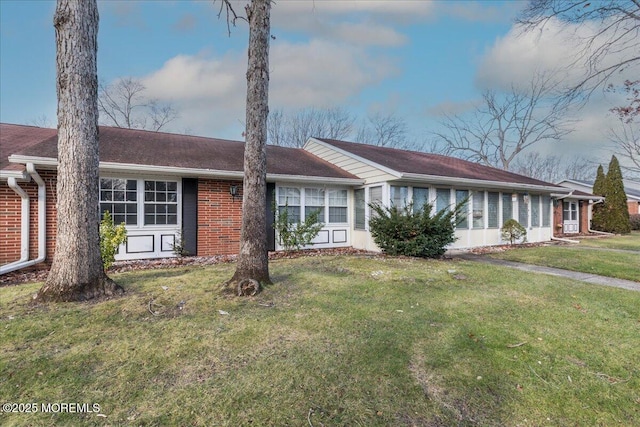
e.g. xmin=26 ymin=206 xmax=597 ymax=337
xmin=1 ymin=123 xmax=574 ymax=274
xmin=558 ymin=178 xmax=640 ymax=217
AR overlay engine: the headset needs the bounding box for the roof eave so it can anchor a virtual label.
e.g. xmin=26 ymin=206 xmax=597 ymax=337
xmin=0 ymin=169 xmax=28 ymax=180
xmin=400 ymin=172 xmax=569 ymax=194
xmin=9 ymin=156 xmax=364 ymax=185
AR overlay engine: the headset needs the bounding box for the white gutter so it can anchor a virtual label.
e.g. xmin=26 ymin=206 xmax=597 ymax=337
xmin=401 ymin=172 xmax=569 ymax=194
xmin=1 ymin=177 xmax=30 ymax=269
xmin=9 ymin=155 xmax=365 ymax=185
xmin=0 ymin=164 xmax=47 ymax=275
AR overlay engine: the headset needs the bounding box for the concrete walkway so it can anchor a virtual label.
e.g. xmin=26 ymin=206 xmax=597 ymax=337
xmin=453 ymin=253 xmax=640 ymax=293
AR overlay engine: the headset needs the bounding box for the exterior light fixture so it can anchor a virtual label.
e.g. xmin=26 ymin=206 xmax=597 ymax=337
xmin=229 ymin=184 xmax=239 ymax=201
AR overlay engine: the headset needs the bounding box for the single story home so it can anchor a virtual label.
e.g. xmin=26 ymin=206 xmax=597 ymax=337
xmin=557 ymin=178 xmax=639 ymax=227
xmin=2 ymin=123 xmax=577 ymax=274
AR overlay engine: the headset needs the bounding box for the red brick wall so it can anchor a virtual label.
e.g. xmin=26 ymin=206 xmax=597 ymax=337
xmin=579 ymin=201 xmax=589 ymax=232
xmin=0 ymin=170 xmax=57 ymax=266
xmin=628 ymin=201 xmax=639 ymax=215
xmin=553 ymin=202 xmax=562 ymax=236
xmin=197 ymin=179 xmax=243 ymax=256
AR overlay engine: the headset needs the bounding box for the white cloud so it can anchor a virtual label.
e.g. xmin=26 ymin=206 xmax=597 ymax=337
xmin=139 ymin=38 xmax=398 ymax=138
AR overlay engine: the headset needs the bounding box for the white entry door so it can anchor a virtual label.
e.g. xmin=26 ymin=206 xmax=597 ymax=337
xmin=563 ymin=201 xmax=579 ymax=233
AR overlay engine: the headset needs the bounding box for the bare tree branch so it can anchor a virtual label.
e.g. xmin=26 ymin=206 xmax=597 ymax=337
xmin=433 ymin=73 xmax=574 ymax=170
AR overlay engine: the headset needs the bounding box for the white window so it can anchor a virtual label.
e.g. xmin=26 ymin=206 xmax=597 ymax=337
xmin=354 ymin=189 xmax=366 ymax=230
xmin=100 ymin=178 xmax=138 ymax=225
xmin=518 ymin=193 xmax=529 ymax=227
xmin=328 ymin=189 xmax=348 ymax=223
xmin=412 ymin=187 xmax=429 ymax=213
xmin=144 ymin=180 xmax=178 ymax=225
xmin=472 ymin=191 xmax=485 ymax=229
xmin=531 ymin=195 xmax=540 ymax=227
xmin=487 ymin=192 xmax=499 ymax=228
xmin=305 ymin=188 xmax=325 ymax=223
xmin=278 ymin=187 xmax=301 ymax=223
xmin=436 ymin=188 xmax=451 ymax=213
xmin=456 ymin=190 xmax=469 ymax=229
xmin=502 ymin=193 xmax=513 ymax=225
xmin=542 ymin=196 xmax=551 ymax=227
xmin=390 ymin=186 xmax=408 ymax=208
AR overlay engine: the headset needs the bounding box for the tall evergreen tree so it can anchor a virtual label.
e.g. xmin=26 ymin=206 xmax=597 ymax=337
xmin=602 ymin=155 xmax=630 ymax=234
xmin=591 ymin=164 xmax=607 ymax=230
xmin=592 ymin=165 xmax=606 ymax=196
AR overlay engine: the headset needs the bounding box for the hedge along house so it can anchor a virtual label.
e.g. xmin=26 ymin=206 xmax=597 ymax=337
xmin=2 ymin=123 xmax=573 ymax=274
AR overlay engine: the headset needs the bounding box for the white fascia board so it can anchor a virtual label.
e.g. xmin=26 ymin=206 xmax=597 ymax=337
xmin=400 ymin=172 xmax=570 ymax=194
xmin=268 ymin=173 xmax=363 ymax=186
xmin=10 ymin=155 xmax=364 ymax=185
xmin=305 ymin=138 xmax=403 ymax=178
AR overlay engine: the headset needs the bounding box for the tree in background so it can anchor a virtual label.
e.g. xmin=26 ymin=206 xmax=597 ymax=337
xmin=511 ymin=152 xmax=593 ymax=182
xmin=592 ymin=156 xmax=631 ymax=233
xmin=591 ymin=164 xmax=607 ymax=230
xmin=433 ymin=73 xmax=573 ymax=170
xmin=517 ymin=1 xmax=639 ymax=105
xmin=267 ymin=107 xmax=354 ymax=147
xmin=221 ymin=0 xmax=272 ymax=295
xmin=98 ymin=77 xmax=179 ymax=131
xmin=36 ymin=0 xmax=123 ymax=302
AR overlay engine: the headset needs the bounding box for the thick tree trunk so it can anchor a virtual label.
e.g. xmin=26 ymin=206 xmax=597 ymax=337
xmin=227 ymin=0 xmax=272 ymax=293
xmin=36 ymin=0 xmax=123 ymax=302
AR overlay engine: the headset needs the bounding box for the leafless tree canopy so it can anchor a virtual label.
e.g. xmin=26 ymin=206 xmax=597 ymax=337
xmin=355 ymin=113 xmax=409 ymax=148
xmin=511 ymin=152 xmax=594 ymax=182
xmin=98 ymin=77 xmax=178 ymax=132
xmin=433 ymin=73 xmax=574 ymax=170
xmin=267 ymin=107 xmax=354 ymax=147
xmin=609 ymin=119 xmax=640 ymax=175
xmin=517 ymin=0 xmax=640 ymax=101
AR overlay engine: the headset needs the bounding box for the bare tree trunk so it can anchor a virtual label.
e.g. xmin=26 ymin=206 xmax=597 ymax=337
xmin=227 ymin=0 xmax=271 ymax=293
xmin=36 ymin=0 xmax=123 ymax=302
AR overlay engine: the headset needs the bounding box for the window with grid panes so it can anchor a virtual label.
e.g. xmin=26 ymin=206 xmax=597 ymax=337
xmin=278 ymin=187 xmax=301 ymax=223
xmin=328 ymin=189 xmax=348 ymax=223
xmin=354 ymin=189 xmax=365 ymax=230
xmin=487 ymin=192 xmax=499 ymax=228
xmin=304 ymin=188 xmax=325 ymax=223
xmin=144 ymin=180 xmax=178 ymax=225
xmin=502 ymin=193 xmax=513 ymax=225
xmin=518 ymin=193 xmax=529 ymax=227
xmin=100 ymin=178 xmax=138 ymax=225
xmin=412 ymin=187 xmax=430 ymax=213
xmin=531 ymin=194 xmax=540 ymax=226
xmin=542 ymin=196 xmax=551 ymax=226
xmin=472 ymin=191 xmax=485 ymax=228
xmin=456 ymin=190 xmax=469 ymax=229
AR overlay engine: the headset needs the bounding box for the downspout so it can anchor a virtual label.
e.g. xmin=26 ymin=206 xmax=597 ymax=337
xmin=0 ymin=177 xmax=30 ymax=270
xmin=0 ymin=164 xmax=47 ymax=275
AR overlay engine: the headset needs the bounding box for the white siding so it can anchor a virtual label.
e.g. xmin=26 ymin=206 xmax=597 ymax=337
xmin=305 ymin=140 xmax=397 ymax=184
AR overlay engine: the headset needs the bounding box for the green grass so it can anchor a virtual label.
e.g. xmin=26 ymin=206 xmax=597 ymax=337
xmin=1 ymin=256 xmax=639 ymax=426
xmin=577 ymin=231 xmax=640 ymax=251
xmin=487 ymin=245 xmax=640 ymax=282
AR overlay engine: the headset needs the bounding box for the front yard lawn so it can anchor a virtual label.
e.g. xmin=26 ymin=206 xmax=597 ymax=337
xmin=577 ymin=231 xmax=640 ymax=251
xmin=487 ymin=244 xmax=640 ymax=282
xmin=1 ymin=255 xmax=639 ymax=426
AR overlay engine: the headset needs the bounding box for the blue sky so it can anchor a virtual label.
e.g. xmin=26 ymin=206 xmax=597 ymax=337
xmin=1 ymin=1 xmax=636 ymax=170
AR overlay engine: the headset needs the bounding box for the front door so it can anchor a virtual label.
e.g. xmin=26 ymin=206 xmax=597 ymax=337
xmin=563 ymin=201 xmax=579 ymax=233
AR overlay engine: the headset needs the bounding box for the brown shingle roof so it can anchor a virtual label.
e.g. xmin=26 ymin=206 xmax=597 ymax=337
xmin=315 ymin=138 xmax=564 ymax=188
xmin=0 ymin=124 xmax=57 ymax=172
xmin=1 ymin=124 xmax=358 ymax=180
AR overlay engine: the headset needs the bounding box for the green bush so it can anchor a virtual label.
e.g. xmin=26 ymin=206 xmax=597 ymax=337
xmin=630 ymin=214 xmax=640 ymax=231
xmin=99 ymin=211 xmax=127 ymax=271
xmin=273 ymin=201 xmax=324 ymax=251
xmin=368 ymin=201 xmax=462 ymax=258
xmin=501 ymin=219 xmax=527 ymax=245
